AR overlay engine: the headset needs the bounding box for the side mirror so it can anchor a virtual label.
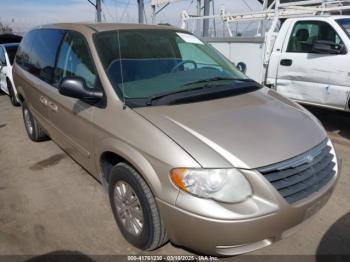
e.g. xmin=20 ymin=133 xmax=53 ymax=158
xmin=311 ymin=40 xmax=346 ymax=55
xmin=237 ymin=62 xmax=247 ymax=74
xmin=59 ymin=77 xmax=103 ymax=102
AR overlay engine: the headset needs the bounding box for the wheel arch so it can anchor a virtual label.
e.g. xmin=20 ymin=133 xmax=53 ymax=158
xmin=97 ymin=139 xmax=162 ymax=197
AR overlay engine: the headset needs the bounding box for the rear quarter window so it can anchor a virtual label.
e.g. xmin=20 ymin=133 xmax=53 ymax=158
xmin=16 ymin=29 xmax=65 ymax=83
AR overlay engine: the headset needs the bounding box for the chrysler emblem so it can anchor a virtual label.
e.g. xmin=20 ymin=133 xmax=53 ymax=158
xmin=305 ymin=155 xmax=314 ymax=163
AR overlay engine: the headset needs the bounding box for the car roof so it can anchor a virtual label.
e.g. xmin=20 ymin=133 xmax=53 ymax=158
xmin=40 ymin=22 xmax=182 ymax=33
xmin=330 ymin=15 xmax=350 ymax=20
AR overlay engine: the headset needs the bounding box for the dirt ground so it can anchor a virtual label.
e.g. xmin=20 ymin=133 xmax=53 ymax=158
xmin=0 ymin=92 xmax=349 ymax=262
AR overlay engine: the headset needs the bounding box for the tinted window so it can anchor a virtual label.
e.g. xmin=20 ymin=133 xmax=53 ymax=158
xmin=30 ymin=29 xmax=65 ymax=83
xmin=54 ymin=32 xmax=98 ymax=89
xmin=0 ymin=47 xmax=5 ymax=65
xmin=16 ymin=29 xmax=65 ymax=83
xmin=287 ymin=21 xmax=343 ymax=53
xmin=5 ymin=46 xmax=18 ymax=65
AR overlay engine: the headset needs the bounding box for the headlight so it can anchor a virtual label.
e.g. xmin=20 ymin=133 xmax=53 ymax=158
xmin=170 ymin=168 xmax=252 ymax=203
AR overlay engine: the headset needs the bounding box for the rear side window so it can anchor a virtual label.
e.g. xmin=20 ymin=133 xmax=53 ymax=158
xmin=16 ymin=29 xmax=65 ymax=83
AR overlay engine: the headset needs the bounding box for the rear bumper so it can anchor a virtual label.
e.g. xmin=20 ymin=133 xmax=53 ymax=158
xmin=157 ymin=161 xmax=339 ymax=256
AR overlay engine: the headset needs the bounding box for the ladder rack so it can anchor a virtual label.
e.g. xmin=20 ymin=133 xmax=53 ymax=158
xmin=181 ymin=0 xmax=350 ymax=36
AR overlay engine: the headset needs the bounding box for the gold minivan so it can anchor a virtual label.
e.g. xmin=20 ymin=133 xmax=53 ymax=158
xmin=13 ymin=23 xmax=340 ymax=256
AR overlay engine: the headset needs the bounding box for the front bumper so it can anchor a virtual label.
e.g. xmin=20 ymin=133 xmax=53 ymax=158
xmin=157 ymin=159 xmax=340 ymax=256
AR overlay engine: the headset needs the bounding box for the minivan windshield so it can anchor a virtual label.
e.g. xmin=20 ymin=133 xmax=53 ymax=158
xmin=337 ymin=18 xmax=350 ymax=38
xmin=94 ymin=29 xmax=259 ymax=107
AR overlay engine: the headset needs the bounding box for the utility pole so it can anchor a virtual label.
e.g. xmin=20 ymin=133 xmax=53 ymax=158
xmin=96 ymin=0 xmax=102 ymax=22
xmin=87 ymin=0 xmax=102 ymax=22
xmin=197 ymin=0 xmax=201 ymax=35
xmin=152 ymin=4 xmax=156 ymax=24
xmin=203 ymin=0 xmax=210 ymax=37
xmin=138 ymin=0 xmax=145 ymax=24
xmin=259 ymin=0 xmax=269 ymax=36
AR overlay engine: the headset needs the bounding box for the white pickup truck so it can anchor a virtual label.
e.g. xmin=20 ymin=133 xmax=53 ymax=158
xmin=207 ymin=15 xmax=350 ymax=112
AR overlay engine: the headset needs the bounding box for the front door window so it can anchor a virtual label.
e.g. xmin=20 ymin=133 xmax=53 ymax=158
xmin=54 ymin=32 xmax=98 ymax=90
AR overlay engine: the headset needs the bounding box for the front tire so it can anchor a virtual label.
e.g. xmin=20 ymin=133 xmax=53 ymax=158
xmin=7 ymin=79 xmax=20 ymax=107
xmin=109 ymin=163 xmax=168 ymax=250
xmin=22 ymin=102 xmax=49 ymax=142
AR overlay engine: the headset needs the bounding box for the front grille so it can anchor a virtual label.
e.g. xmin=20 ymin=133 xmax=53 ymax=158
xmin=258 ymin=139 xmax=336 ymax=204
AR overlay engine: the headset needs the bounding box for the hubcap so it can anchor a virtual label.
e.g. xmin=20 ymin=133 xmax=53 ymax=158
xmin=114 ymin=181 xmax=144 ymax=236
xmin=24 ymin=108 xmax=33 ymax=135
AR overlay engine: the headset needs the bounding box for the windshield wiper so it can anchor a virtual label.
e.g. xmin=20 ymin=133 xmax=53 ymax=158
xmin=182 ymin=77 xmax=255 ymax=87
xmin=146 ymin=78 xmax=257 ymax=106
xmin=146 ymin=77 xmax=256 ymax=106
xmin=146 ymin=86 xmax=208 ymax=106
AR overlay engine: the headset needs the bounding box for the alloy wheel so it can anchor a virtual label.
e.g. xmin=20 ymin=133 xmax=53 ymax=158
xmin=114 ymin=181 xmax=144 ymax=236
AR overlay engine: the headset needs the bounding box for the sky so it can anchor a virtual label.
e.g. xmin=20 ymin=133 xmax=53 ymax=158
xmin=0 ymin=0 xmax=262 ymax=34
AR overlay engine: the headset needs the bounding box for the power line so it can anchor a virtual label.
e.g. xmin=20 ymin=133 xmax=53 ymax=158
xmin=87 ymin=0 xmax=96 ymax=7
xmin=120 ymin=0 xmax=131 ymax=22
xmin=114 ymin=0 xmax=118 ymax=22
xmin=102 ymin=0 xmax=116 ymax=21
xmin=241 ymin=0 xmax=253 ymax=11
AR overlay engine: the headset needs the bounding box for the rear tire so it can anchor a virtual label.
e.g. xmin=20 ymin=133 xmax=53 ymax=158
xmin=7 ymin=79 xmax=20 ymax=107
xmin=109 ymin=162 xmax=168 ymax=250
xmin=22 ymin=102 xmax=49 ymax=142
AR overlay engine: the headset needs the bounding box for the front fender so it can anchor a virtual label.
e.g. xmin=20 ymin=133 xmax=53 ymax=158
xmin=94 ymin=136 xmax=199 ymax=205
xmin=96 ymin=137 xmax=162 ymax=193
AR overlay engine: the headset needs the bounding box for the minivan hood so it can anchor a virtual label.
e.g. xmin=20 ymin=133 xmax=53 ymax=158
xmin=134 ymin=89 xmax=327 ymax=169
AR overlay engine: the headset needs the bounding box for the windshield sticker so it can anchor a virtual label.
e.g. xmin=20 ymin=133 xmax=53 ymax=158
xmin=177 ymin=32 xmax=204 ymax=45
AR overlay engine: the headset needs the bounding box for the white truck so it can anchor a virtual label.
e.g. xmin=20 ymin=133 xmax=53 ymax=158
xmin=181 ymin=0 xmax=350 ymax=112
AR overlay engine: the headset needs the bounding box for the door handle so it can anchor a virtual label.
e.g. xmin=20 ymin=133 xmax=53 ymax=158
xmin=280 ymin=59 xmax=293 ymax=66
xmin=39 ymin=96 xmax=48 ymax=106
xmin=48 ymin=101 xmax=58 ymax=112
